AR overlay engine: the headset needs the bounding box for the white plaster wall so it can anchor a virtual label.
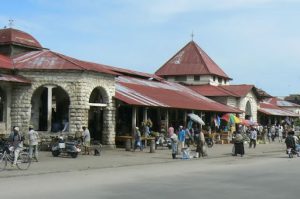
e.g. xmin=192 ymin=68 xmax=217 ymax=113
xmin=238 ymin=91 xmax=258 ymax=122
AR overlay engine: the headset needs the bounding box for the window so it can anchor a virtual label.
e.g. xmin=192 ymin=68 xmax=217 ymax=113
xmin=194 ymin=75 xmax=200 ymax=81
xmin=174 ymin=76 xmax=187 ymax=82
xmin=213 ymin=76 xmax=216 ymax=81
xmin=218 ymin=77 xmax=222 ymax=84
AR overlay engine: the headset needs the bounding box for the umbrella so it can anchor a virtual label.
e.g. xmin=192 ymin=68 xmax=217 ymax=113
xmin=221 ymin=113 xmax=241 ymax=124
xmin=241 ymin=119 xmax=257 ymax=126
xmin=188 ymin=113 xmax=205 ymax=125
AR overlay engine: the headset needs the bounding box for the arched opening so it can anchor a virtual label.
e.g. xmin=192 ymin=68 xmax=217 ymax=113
xmin=0 ymin=87 xmax=6 ymax=122
xmin=245 ymin=101 xmax=252 ymax=120
xmin=88 ymin=87 xmax=108 ymax=143
xmin=31 ymin=86 xmax=70 ymax=132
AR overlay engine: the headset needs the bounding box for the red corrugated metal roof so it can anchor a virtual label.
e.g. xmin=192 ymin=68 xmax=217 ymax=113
xmin=0 ymin=73 xmax=30 ymax=84
xmin=0 ymin=28 xmax=42 ymax=48
xmin=265 ymin=97 xmax=300 ymax=108
xmin=102 ymin=65 xmax=163 ymax=81
xmin=259 ymin=102 xmax=299 ymax=117
xmin=188 ymin=84 xmax=254 ymax=97
xmin=0 ymin=54 xmax=13 ymax=69
xmin=116 ymin=76 xmax=242 ymax=113
xmin=155 ymin=41 xmax=231 ymax=79
xmin=12 ymin=50 xmax=119 ymax=75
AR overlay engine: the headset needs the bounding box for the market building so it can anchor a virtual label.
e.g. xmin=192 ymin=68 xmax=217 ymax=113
xmin=0 ymin=28 xmax=117 ymax=146
xmin=155 ymin=40 xmax=300 ymax=125
xmin=0 ymin=27 xmax=243 ymax=147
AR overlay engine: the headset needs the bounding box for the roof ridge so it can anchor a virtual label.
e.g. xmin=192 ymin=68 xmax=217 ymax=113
xmin=51 ymin=51 xmax=86 ymax=70
xmin=191 ymin=41 xmax=212 ymax=75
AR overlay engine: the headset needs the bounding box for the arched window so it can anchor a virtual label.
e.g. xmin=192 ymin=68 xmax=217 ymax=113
xmin=245 ymin=101 xmax=252 ymax=120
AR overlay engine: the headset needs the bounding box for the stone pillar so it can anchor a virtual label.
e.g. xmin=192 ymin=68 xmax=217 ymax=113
xmin=103 ymin=108 xmax=116 ymax=147
xmin=45 ymin=85 xmax=55 ymax=132
xmin=5 ymin=86 xmax=12 ymax=133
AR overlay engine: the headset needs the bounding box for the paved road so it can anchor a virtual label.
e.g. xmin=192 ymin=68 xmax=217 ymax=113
xmin=0 ymin=142 xmax=298 ymax=199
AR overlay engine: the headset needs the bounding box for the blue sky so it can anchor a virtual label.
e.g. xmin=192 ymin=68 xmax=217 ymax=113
xmin=1 ymin=0 xmax=300 ymax=97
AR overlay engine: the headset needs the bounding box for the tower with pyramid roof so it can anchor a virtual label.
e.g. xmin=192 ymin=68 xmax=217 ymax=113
xmin=155 ymin=41 xmax=231 ymax=86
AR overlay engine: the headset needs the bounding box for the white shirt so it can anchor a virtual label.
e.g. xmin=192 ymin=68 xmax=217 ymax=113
xmin=28 ymin=129 xmax=39 ymax=145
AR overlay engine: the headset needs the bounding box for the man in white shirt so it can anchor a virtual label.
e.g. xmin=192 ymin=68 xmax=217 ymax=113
xmin=249 ymin=126 xmax=257 ymax=148
xmin=28 ymin=125 xmax=39 ymax=161
xmin=82 ymin=126 xmax=91 ymax=155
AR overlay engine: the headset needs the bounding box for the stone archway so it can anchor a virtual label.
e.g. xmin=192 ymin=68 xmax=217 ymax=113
xmin=245 ymin=101 xmax=252 ymax=120
xmin=30 ymin=85 xmax=70 ymax=132
xmin=88 ymin=87 xmax=109 ymax=143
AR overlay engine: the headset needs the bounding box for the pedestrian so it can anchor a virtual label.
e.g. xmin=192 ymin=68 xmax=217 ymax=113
xmin=170 ymin=133 xmax=178 ymax=159
xmin=28 ymin=125 xmax=39 ymax=161
xmin=8 ymin=126 xmax=24 ymax=167
xmin=249 ymin=126 xmax=257 ymax=148
xmin=278 ymin=125 xmax=283 ymax=143
xmin=82 ymin=126 xmax=91 ymax=155
xmin=195 ymin=128 xmax=206 ymax=157
xmin=134 ymin=127 xmax=143 ymax=151
xmin=168 ymin=125 xmax=174 ymax=138
xmin=270 ymin=125 xmax=276 ymax=142
xmin=233 ymin=130 xmax=244 ymax=157
xmin=178 ymin=126 xmax=186 ymax=152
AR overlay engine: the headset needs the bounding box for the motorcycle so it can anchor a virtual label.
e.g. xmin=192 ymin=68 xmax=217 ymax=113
xmin=205 ymin=137 xmax=213 ymax=148
xmin=286 ymin=147 xmax=299 ymax=158
xmin=51 ymin=136 xmax=81 ymax=158
xmin=155 ymin=133 xmax=172 ymax=149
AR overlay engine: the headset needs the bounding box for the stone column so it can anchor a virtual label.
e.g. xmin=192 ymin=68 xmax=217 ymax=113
xmin=5 ymin=86 xmax=12 ymax=133
xmin=45 ymin=85 xmax=56 ymax=132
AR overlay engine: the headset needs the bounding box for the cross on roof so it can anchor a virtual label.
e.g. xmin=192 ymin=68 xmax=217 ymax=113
xmin=191 ymin=31 xmax=194 ymax=41
xmin=8 ymin=19 xmax=14 ymax=28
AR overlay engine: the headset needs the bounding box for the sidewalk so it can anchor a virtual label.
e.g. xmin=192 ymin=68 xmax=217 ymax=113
xmin=0 ymin=142 xmax=286 ymax=178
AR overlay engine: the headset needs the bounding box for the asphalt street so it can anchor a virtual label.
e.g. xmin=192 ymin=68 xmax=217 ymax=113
xmin=0 ymin=142 xmax=297 ymax=199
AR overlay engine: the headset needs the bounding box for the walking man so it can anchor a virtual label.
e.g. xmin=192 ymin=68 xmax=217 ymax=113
xmin=249 ymin=126 xmax=257 ymax=148
xmin=82 ymin=126 xmax=91 ymax=155
xmin=28 ymin=125 xmax=39 ymax=161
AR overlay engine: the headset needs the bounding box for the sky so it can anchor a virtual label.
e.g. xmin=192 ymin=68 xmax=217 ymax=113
xmin=1 ymin=0 xmax=300 ymax=97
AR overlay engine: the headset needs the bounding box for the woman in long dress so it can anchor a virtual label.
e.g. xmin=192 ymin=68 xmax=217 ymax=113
xmin=233 ymin=131 xmax=244 ymax=157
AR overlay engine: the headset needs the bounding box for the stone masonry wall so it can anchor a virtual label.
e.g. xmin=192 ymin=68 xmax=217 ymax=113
xmin=10 ymin=70 xmax=116 ymax=146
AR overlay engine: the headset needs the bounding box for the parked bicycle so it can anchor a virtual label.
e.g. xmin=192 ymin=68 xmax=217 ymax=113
xmin=0 ymin=142 xmax=31 ymax=171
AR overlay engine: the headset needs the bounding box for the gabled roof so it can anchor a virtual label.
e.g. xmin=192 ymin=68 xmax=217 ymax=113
xmin=12 ymin=50 xmax=119 ymax=75
xmin=188 ymin=84 xmax=255 ymax=98
xmin=115 ymin=76 xmax=242 ymax=113
xmin=155 ymin=41 xmax=231 ymax=79
xmin=264 ymin=97 xmax=300 ymax=108
xmin=259 ymin=101 xmax=300 ymax=117
xmin=0 ymin=28 xmax=42 ymax=48
xmin=0 ymin=54 xmax=13 ymax=69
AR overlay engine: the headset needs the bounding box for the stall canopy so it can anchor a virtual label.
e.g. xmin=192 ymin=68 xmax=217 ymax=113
xmin=259 ymin=101 xmax=300 ymax=117
xmin=115 ymin=76 xmax=242 ymax=113
xmin=0 ymin=73 xmax=31 ymax=84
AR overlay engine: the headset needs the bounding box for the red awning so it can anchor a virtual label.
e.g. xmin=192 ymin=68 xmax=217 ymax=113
xmin=115 ymin=76 xmax=242 ymax=113
xmin=259 ymin=102 xmax=299 ymax=117
xmin=0 ymin=74 xmax=31 ymax=84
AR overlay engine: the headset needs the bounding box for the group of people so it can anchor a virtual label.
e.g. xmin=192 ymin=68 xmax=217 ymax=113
xmin=2 ymin=124 xmax=92 ymax=167
xmin=167 ymin=125 xmax=206 ymax=159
